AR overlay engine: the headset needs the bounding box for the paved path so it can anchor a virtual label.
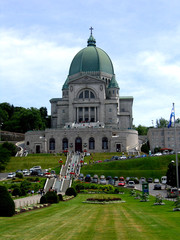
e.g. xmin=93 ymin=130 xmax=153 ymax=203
xmin=14 ymin=194 xmax=41 ymax=208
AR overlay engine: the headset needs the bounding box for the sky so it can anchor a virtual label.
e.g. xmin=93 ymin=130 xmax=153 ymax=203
xmin=0 ymin=0 xmax=180 ymax=127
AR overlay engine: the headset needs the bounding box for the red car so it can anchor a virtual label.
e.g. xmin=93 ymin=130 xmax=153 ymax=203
xmin=118 ymin=181 xmax=125 ymax=187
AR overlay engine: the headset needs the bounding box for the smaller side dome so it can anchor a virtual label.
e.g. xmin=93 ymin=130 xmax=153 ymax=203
xmin=108 ymin=75 xmax=119 ymax=89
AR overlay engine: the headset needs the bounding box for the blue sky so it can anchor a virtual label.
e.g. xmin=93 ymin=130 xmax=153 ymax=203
xmin=1 ymin=0 xmax=180 ymax=126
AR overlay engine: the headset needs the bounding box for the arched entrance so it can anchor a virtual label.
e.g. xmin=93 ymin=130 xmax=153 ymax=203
xmin=36 ymin=145 xmax=40 ymax=153
xmin=75 ymin=137 xmax=82 ymax=152
xmin=62 ymin=138 xmax=68 ymax=150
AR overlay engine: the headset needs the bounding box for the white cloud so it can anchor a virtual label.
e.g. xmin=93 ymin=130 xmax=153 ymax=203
xmin=0 ymin=28 xmax=80 ymax=111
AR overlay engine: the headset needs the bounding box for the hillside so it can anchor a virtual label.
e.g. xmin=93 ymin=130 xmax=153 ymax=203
xmin=81 ymin=154 xmax=179 ymax=179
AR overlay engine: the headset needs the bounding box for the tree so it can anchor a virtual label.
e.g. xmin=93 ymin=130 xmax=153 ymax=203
xmin=0 ymin=186 xmax=15 ymax=217
xmin=0 ymin=102 xmax=50 ymax=133
xmin=156 ymin=118 xmax=168 ymax=128
xmin=135 ymin=125 xmax=149 ymax=135
xmin=2 ymin=142 xmax=17 ymax=156
xmin=0 ymin=145 xmax=11 ymax=171
xmin=166 ymin=161 xmax=180 ymax=187
xmin=141 ymin=141 xmax=150 ymax=154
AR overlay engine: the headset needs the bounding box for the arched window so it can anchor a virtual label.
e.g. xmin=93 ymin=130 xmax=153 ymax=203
xmin=49 ymin=138 xmax=55 ymax=150
xmin=79 ymin=92 xmax=83 ymax=98
xmin=89 ymin=137 xmax=95 ymax=150
xmin=85 ymin=90 xmax=89 ymax=98
xmin=102 ymin=137 xmax=108 ymax=150
xmin=90 ymin=91 xmax=95 ymax=98
xmin=78 ymin=89 xmax=96 ymax=99
xmin=62 ymin=138 xmax=68 ymax=150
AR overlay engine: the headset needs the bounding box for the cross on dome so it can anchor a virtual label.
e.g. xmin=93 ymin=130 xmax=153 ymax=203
xmin=89 ymin=26 xmax=94 ymax=35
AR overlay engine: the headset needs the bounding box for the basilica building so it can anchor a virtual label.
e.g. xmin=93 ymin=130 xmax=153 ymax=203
xmin=25 ymin=30 xmax=139 ymax=154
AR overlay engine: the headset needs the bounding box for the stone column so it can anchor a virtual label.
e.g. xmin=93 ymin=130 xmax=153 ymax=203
xmin=95 ymin=107 xmax=97 ymax=122
xmin=88 ymin=107 xmax=90 ymax=122
xmin=83 ymin=107 xmax=85 ymax=121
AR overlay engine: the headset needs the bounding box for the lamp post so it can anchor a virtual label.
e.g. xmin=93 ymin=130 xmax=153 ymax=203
xmin=40 ymin=136 xmax=47 ymax=153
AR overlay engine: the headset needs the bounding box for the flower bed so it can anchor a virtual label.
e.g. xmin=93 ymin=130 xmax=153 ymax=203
xmin=83 ymin=197 xmax=125 ymax=204
xmin=15 ymin=203 xmax=50 ymax=215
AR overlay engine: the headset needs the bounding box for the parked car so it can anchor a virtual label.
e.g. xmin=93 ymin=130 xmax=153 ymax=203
xmin=147 ymin=178 xmax=153 ymax=183
xmin=154 ymin=184 xmax=161 ymax=190
xmin=7 ymin=172 xmax=16 ymax=178
xmin=127 ymin=181 xmax=135 ymax=188
xmin=161 ymin=176 xmax=167 ymax=184
xmin=100 ymin=175 xmax=105 ymax=180
xmin=140 ymin=177 xmax=146 ymax=183
xmin=100 ymin=179 xmax=106 ymax=185
xmin=119 ymin=155 xmax=127 ymax=160
xmin=92 ymin=175 xmax=98 ymax=183
xmin=167 ymin=188 xmax=180 ymax=198
xmin=154 ymin=178 xmax=160 ymax=183
xmin=118 ymin=181 xmax=125 ymax=187
xmin=108 ymin=178 xmax=115 ymax=185
xmin=154 ymin=152 xmax=162 ymax=156
xmin=119 ymin=176 xmax=125 ymax=181
xmin=78 ymin=173 xmax=84 ymax=181
xmin=114 ymin=176 xmax=119 ymax=181
xmin=106 ymin=176 xmax=112 ymax=180
xmin=85 ymin=174 xmax=91 ymax=182
xmin=91 ymin=178 xmax=98 ymax=184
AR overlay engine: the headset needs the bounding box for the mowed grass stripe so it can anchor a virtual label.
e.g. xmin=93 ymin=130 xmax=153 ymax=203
xmin=1 ymin=194 xmax=180 ymax=240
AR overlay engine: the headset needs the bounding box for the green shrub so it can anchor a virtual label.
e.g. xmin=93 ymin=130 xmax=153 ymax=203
xmin=16 ymin=172 xmax=23 ymax=179
xmin=65 ymin=187 xmax=77 ymax=197
xmin=20 ymin=180 xmax=31 ymax=195
xmin=45 ymin=191 xmax=59 ymax=204
xmin=58 ymin=194 xmax=63 ymax=201
xmin=40 ymin=195 xmax=47 ymax=204
xmin=0 ymin=185 xmax=15 ymax=217
xmin=12 ymin=186 xmax=22 ymax=196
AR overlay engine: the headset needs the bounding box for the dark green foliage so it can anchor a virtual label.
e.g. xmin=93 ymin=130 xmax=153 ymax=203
xmin=166 ymin=161 xmax=180 ymax=187
xmin=0 ymin=145 xmax=10 ymax=171
xmin=0 ymin=102 xmax=50 ymax=133
xmin=12 ymin=186 xmax=22 ymax=196
xmin=58 ymin=194 xmax=63 ymax=201
xmin=65 ymin=187 xmax=77 ymax=197
xmin=45 ymin=191 xmax=59 ymax=204
xmin=40 ymin=195 xmax=47 ymax=204
xmin=114 ymin=188 xmax=119 ymax=194
xmin=156 ymin=118 xmax=168 ymax=128
xmin=20 ymin=180 xmax=31 ymax=195
xmin=16 ymin=172 xmax=23 ymax=179
xmin=0 ymin=186 xmax=15 ymax=217
xmin=141 ymin=141 xmax=150 ymax=154
xmin=2 ymin=142 xmax=17 ymax=156
xmin=135 ymin=125 xmax=149 ymax=135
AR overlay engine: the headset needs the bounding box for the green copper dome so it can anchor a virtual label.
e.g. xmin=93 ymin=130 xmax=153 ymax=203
xmin=68 ymin=34 xmax=114 ymax=77
xmin=62 ymin=77 xmax=69 ymax=90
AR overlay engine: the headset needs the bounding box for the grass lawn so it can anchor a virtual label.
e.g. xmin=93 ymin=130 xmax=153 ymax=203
xmin=0 ymin=192 xmax=180 ymax=240
xmin=4 ymin=154 xmax=67 ymax=172
xmin=82 ymin=154 xmax=179 ymax=179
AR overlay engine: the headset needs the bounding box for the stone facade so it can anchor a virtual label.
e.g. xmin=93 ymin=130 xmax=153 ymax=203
xmin=147 ymin=126 xmax=180 ymax=152
xmin=25 ymin=32 xmax=139 ymax=154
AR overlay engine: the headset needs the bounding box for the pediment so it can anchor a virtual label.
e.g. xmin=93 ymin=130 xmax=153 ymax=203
xmin=69 ymin=75 xmax=104 ymax=85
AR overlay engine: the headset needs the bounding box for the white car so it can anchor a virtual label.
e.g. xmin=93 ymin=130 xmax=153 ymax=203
xmin=154 ymin=152 xmax=162 ymax=156
xmin=154 ymin=178 xmax=160 ymax=183
xmin=127 ymin=181 xmax=135 ymax=188
xmin=119 ymin=155 xmax=127 ymax=160
xmin=7 ymin=172 xmax=16 ymax=178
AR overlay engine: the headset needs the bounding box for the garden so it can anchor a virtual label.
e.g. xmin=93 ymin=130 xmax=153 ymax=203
xmin=0 ymin=184 xmax=180 ymax=240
